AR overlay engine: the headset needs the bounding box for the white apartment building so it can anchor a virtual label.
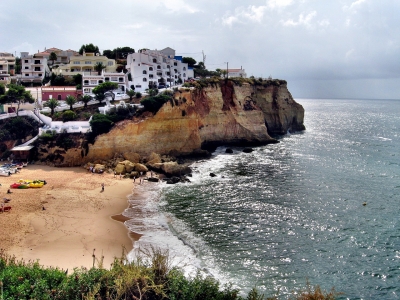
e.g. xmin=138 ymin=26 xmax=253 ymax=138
xmin=53 ymin=52 xmax=117 ymax=76
xmin=0 ymin=52 xmax=16 ymax=84
xmin=20 ymin=52 xmax=50 ymax=85
xmin=82 ymin=72 xmax=128 ymax=96
xmin=126 ymin=47 xmax=194 ymax=91
xmin=227 ymin=68 xmax=247 ymax=78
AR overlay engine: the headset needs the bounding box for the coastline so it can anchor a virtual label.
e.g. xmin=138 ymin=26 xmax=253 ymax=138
xmin=0 ymin=165 xmax=137 ymax=271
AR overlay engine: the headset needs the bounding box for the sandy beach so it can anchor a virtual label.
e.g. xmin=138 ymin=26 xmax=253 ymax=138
xmin=0 ymin=164 xmax=138 ymax=271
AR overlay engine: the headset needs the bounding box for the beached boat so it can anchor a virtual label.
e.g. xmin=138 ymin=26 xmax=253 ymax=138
xmin=29 ymin=182 xmax=44 ymax=188
xmin=10 ymin=183 xmax=29 ymax=189
xmin=0 ymin=171 xmax=10 ymax=177
xmin=18 ymin=179 xmax=47 ymax=185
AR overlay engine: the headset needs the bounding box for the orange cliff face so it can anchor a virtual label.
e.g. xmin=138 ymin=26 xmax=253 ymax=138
xmin=38 ymin=80 xmax=305 ymax=165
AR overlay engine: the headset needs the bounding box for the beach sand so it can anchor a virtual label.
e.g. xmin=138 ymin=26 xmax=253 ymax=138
xmin=0 ymin=164 xmax=137 ymax=271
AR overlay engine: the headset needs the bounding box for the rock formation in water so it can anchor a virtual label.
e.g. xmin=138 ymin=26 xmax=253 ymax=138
xmin=37 ymin=79 xmax=305 ymax=165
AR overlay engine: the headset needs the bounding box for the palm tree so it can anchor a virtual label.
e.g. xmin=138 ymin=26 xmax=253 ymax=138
xmin=65 ymin=95 xmax=77 ymax=110
xmin=44 ymin=99 xmax=59 ymax=116
xmin=126 ymin=89 xmax=135 ymax=102
xmin=81 ymin=94 xmax=92 ymax=108
xmin=94 ymin=62 xmax=106 ymax=75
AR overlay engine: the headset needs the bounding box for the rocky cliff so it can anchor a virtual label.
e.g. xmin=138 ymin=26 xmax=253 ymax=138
xmin=36 ymin=79 xmax=305 ymax=165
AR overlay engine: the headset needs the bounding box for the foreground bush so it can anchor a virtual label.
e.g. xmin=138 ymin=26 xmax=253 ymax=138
xmin=0 ymin=248 xmax=341 ymax=299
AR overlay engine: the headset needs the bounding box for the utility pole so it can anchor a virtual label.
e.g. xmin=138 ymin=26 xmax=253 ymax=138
xmin=202 ymin=50 xmax=206 ymax=68
xmin=226 ymin=62 xmax=228 ymax=78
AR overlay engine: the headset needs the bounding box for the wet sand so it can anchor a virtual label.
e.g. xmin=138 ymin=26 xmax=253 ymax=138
xmin=0 ymin=165 xmax=139 ymax=270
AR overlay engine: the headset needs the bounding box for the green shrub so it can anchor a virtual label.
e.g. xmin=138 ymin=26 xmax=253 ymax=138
xmin=140 ymin=94 xmax=172 ymax=114
xmin=62 ymin=110 xmax=76 ymax=122
xmin=135 ymin=92 xmax=142 ymax=98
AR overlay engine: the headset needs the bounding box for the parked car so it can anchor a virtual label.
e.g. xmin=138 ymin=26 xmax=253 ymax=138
xmin=158 ymin=85 xmax=166 ymax=89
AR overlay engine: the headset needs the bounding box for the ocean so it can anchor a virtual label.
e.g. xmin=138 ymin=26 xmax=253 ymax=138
xmin=125 ymin=98 xmax=400 ymax=299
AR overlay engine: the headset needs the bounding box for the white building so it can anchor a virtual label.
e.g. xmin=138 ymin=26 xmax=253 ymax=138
xmin=0 ymin=52 xmax=16 ymax=84
xmin=20 ymin=52 xmax=50 ymax=85
xmin=82 ymin=71 xmax=128 ymax=96
xmin=125 ymin=47 xmax=194 ymax=92
xmin=227 ymin=68 xmax=247 ymax=78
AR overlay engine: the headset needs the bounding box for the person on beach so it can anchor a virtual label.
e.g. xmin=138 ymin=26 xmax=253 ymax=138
xmin=7 ymin=189 xmax=12 ymax=194
xmin=119 ymin=173 xmax=122 ymax=180
xmin=114 ymin=171 xmax=116 ymax=178
xmin=101 ymin=183 xmax=104 ymax=192
xmin=133 ymin=176 xmax=136 ymax=183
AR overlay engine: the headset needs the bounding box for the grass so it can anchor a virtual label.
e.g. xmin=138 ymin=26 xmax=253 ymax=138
xmin=0 ymin=248 xmax=342 ymax=300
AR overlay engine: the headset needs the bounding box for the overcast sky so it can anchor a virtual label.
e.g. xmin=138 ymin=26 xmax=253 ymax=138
xmin=1 ymin=0 xmax=399 ymax=99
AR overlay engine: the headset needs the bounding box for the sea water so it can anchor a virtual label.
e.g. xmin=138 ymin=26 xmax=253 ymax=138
xmin=125 ymin=99 xmax=400 ymax=299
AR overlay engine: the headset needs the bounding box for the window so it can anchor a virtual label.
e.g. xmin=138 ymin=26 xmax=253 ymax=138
xmin=25 ymin=66 xmax=29 ymax=69
xmin=149 ymin=75 xmax=153 ymax=78
xmin=25 ymin=74 xmax=29 ymax=76
xmin=105 ymin=77 xmax=109 ymax=81
xmin=34 ymin=60 xmax=40 ymax=64
xmin=34 ymin=67 xmax=41 ymax=71
xmin=108 ymin=61 xmax=113 ymax=66
xmin=85 ymin=61 xmax=91 ymax=64
xmin=143 ymin=70 xmax=147 ymax=74
xmin=58 ymin=95 xmax=62 ymax=100
xmin=119 ymin=77 xmax=124 ymax=82
xmin=84 ymin=88 xmax=91 ymax=93
xmin=84 ymin=68 xmax=91 ymax=72
xmin=38 ymin=73 xmax=42 ymax=77
xmin=157 ymin=65 xmax=161 ymax=69
xmin=111 ymin=77 xmax=118 ymax=82
xmin=183 ymin=73 xmax=186 ymax=77
xmin=174 ymin=62 xmax=177 ymax=66
xmin=149 ymin=67 xmax=153 ymax=71
xmin=153 ymin=58 xmax=157 ymax=63
xmin=133 ymin=59 xmax=135 ymax=62
xmin=84 ymin=80 xmax=89 ymax=85
xmin=143 ymin=78 xmax=147 ymax=82
xmin=167 ymin=65 xmax=170 ymax=68
xmin=135 ymin=85 xmax=142 ymax=88
xmin=174 ymin=69 xmax=178 ymax=73
xmin=166 ymin=72 xmax=170 ymax=76
xmin=90 ymin=80 xmax=97 ymax=85
xmin=99 ymin=80 xmax=103 ymax=84
xmin=73 ymin=61 xmax=80 ymax=64
xmin=24 ymin=60 xmax=28 ymax=63
xmin=183 ymin=67 xmax=186 ymax=71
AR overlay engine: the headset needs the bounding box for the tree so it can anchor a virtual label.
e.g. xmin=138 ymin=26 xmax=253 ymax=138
xmin=72 ymin=73 xmax=82 ymax=86
xmin=79 ymin=43 xmax=100 ymax=55
xmin=126 ymin=89 xmax=135 ymax=102
xmin=182 ymin=57 xmax=196 ymax=67
xmin=81 ymin=94 xmax=92 ymax=108
xmin=0 ymin=84 xmax=34 ymax=116
xmin=92 ymin=82 xmax=118 ymax=104
xmin=94 ymin=62 xmax=106 ymax=75
xmin=65 ymin=95 xmax=77 ymax=110
xmin=195 ymin=62 xmax=205 ymax=70
xmin=44 ymin=99 xmax=59 ymax=116
xmin=0 ymin=83 xmax=5 ymax=96
xmin=102 ymin=47 xmax=135 ymax=59
xmin=49 ymin=52 xmax=57 ymax=66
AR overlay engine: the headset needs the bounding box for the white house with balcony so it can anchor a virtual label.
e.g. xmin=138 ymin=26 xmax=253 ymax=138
xmin=0 ymin=52 xmax=16 ymax=84
xmin=82 ymin=71 xmax=128 ymax=96
xmin=52 ymin=52 xmax=117 ymax=76
xmin=20 ymin=52 xmax=50 ymax=85
xmin=125 ymin=47 xmax=194 ymax=92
